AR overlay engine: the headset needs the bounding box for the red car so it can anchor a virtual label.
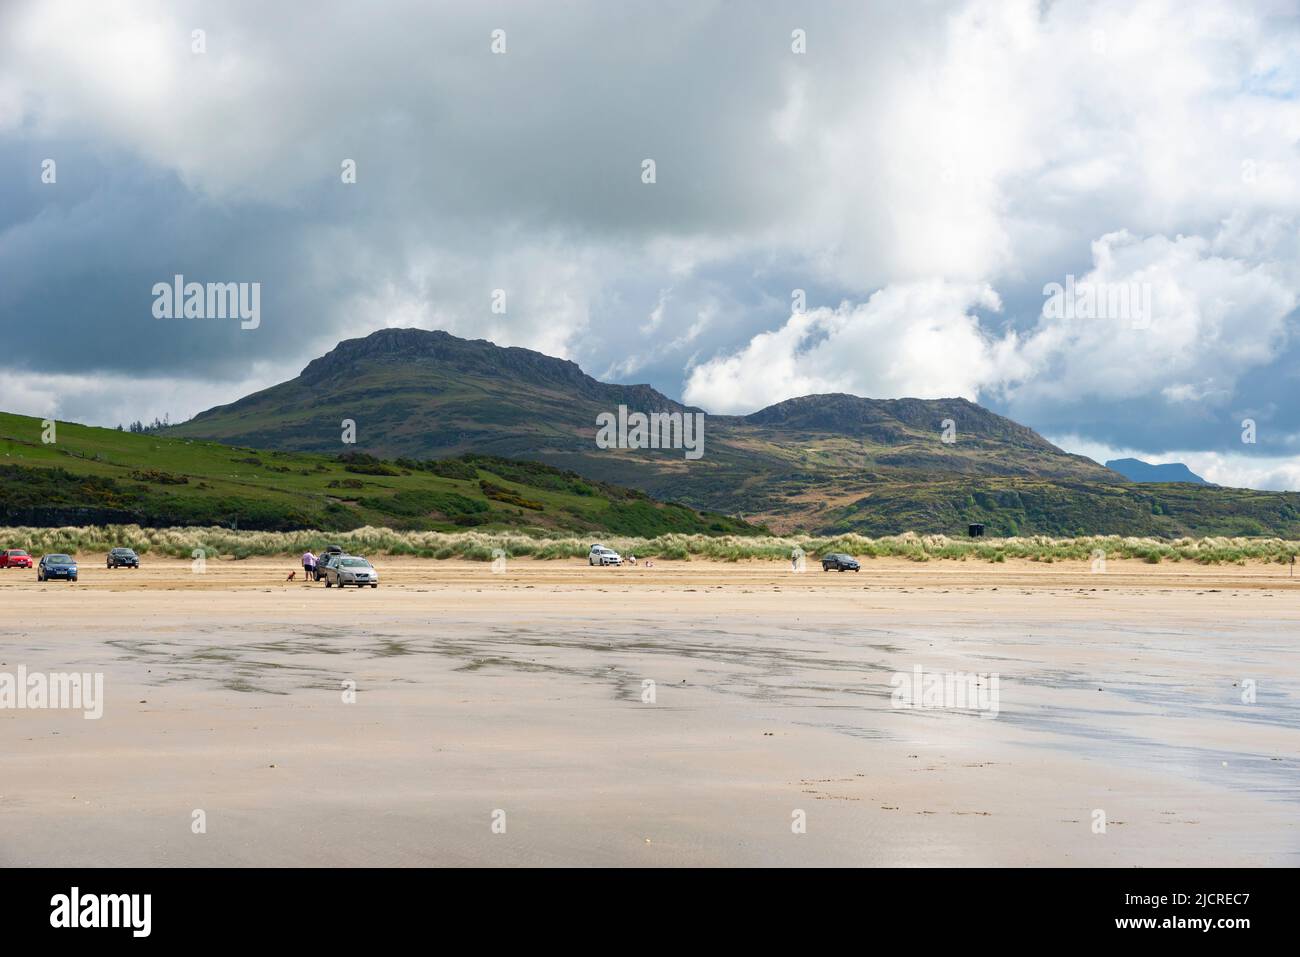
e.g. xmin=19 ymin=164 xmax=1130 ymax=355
xmin=0 ymin=549 xmax=33 ymax=569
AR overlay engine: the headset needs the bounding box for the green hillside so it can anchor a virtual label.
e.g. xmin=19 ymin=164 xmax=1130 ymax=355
xmin=159 ymin=328 xmax=1300 ymax=538
xmin=0 ymin=412 xmax=761 ymax=536
xmin=164 ymin=328 xmax=1123 ymax=533
xmin=818 ymin=477 xmax=1300 ymax=538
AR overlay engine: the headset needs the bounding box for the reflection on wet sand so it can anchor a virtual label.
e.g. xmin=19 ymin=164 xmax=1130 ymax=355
xmin=2 ymin=557 xmax=1297 ymax=865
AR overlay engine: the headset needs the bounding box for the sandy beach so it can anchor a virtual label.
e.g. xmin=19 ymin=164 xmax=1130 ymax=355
xmin=2 ymin=556 xmax=1297 ymax=866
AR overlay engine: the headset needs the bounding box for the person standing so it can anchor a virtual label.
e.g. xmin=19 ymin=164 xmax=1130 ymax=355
xmin=302 ymin=549 xmax=317 ymax=582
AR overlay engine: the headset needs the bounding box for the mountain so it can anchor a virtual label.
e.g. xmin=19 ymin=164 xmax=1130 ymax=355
xmin=164 ymin=328 xmax=1300 ymax=537
xmin=1106 ymin=458 xmax=1210 ymax=485
xmin=0 ymin=411 xmax=758 ymax=536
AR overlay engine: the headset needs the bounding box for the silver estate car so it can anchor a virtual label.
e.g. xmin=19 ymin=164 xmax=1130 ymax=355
xmin=324 ymin=555 xmax=379 ymax=588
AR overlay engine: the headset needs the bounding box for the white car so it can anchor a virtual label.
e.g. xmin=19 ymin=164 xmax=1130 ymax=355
xmin=325 ymin=555 xmax=379 ymax=588
xmin=588 ymin=544 xmax=622 ymax=566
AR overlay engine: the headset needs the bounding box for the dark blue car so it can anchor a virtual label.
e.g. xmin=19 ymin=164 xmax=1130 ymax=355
xmin=820 ymin=553 xmax=860 ymax=572
xmin=37 ymin=553 xmax=78 ymax=582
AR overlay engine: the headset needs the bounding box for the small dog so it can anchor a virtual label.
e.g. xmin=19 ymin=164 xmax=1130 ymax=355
xmin=286 ymin=570 xmax=296 ymax=581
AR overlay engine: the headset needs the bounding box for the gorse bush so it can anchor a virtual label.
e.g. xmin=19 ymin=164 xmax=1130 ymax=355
xmin=1 ymin=526 xmax=1297 ymax=565
xmin=478 ymin=481 xmax=545 ymax=511
xmin=129 ymin=469 xmax=189 ymax=485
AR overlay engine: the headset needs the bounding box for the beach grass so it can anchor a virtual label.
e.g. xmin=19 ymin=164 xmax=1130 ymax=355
xmin=2 ymin=524 xmax=1297 ymax=565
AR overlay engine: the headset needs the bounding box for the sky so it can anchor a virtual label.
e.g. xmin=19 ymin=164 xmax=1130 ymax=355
xmin=1 ymin=0 xmax=1299 ymax=489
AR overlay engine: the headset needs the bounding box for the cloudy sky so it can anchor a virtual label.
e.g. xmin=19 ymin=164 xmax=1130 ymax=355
xmin=2 ymin=0 xmax=1299 ymax=488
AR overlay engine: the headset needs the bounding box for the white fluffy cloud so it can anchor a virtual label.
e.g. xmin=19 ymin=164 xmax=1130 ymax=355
xmin=1009 ymin=229 xmax=1298 ymax=405
xmin=683 ymin=0 xmax=1300 ymax=427
xmin=687 ymin=228 xmax=1298 ymax=415
xmin=684 ymin=282 xmax=1017 ymax=413
xmin=1188 ymin=454 xmax=1300 ymax=493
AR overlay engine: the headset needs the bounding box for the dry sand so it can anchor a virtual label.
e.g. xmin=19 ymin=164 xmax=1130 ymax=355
xmin=2 ymin=556 xmax=1297 ymax=866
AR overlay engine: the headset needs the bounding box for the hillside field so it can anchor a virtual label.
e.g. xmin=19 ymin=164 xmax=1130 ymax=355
xmin=0 ymin=412 xmax=759 ymax=537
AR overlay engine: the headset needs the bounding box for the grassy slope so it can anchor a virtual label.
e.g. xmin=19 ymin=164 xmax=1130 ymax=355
xmin=165 ymin=369 xmax=1300 ymax=537
xmin=819 ymin=478 xmax=1300 ymax=538
xmin=0 ymin=412 xmax=760 ymax=536
xmin=150 ymin=329 xmax=1300 ymax=538
xmin=163 ymin=335 xmax=1127 ymax=534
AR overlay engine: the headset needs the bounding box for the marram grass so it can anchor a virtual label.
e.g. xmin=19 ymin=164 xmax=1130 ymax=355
xmin=2 ymin=525 xmax=1298 ymax=565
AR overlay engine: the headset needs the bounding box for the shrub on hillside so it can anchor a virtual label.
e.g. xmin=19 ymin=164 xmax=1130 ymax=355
xmin=337 ymin=451 xmax=400 ymax=476
xmin=478 ymin=480 xmax=544 ymax=511
xmin=130 ymin=469 xmax=189 ymax=485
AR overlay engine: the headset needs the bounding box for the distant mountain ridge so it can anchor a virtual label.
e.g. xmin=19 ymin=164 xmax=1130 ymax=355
xmin=164 ymin=328 xmax=1300 ymax=537
xmin=298 ymin=329 xmax=698 ymax=414
xmin=744 ymin=392 xmax=1066 ymax=453
xmin=1106 ymin=458 xmax=1210 ymax=485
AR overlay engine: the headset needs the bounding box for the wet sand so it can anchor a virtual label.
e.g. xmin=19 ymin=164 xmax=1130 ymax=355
xmin=2 ymin=557 xmax=1298 ymax=866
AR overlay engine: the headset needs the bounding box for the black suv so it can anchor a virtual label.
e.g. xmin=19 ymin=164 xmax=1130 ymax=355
xmin=315 ymin=545 xmax=345 ymax=580
xmin=820 ymin=553 xmax=860 ymax=572
xmin=107 ymin=547 xmax=140 ymax=569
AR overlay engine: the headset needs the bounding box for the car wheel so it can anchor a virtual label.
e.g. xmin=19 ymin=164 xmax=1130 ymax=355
xmin=325 ymin=580 xmax=332 ymax=588
xmin=370 ymin=583 xmax=378 ymax=588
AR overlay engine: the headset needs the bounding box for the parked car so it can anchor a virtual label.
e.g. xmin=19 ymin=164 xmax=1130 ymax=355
xmin=820 ymin=553 xmax=860 ymax=572
xmin=37 ymin=554 xmax=78 ymax=582
xmin=0 ymin=548 xmax=33 ymax=569
xmin=106 ymin=547 xmax=140 ymax=569
xmin=315 ymin=551 xmax=345 ymax=581
xmin=325 ymin=556 xmax=379 ymax=588
xmin=316 ymin=545 xmax=345 ymax=580
xmin=588 ymin=544 xmax=622 ymax=566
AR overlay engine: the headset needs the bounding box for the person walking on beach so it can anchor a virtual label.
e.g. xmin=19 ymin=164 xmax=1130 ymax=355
xmin=302 ymin=549 xmax=317 ymax=582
